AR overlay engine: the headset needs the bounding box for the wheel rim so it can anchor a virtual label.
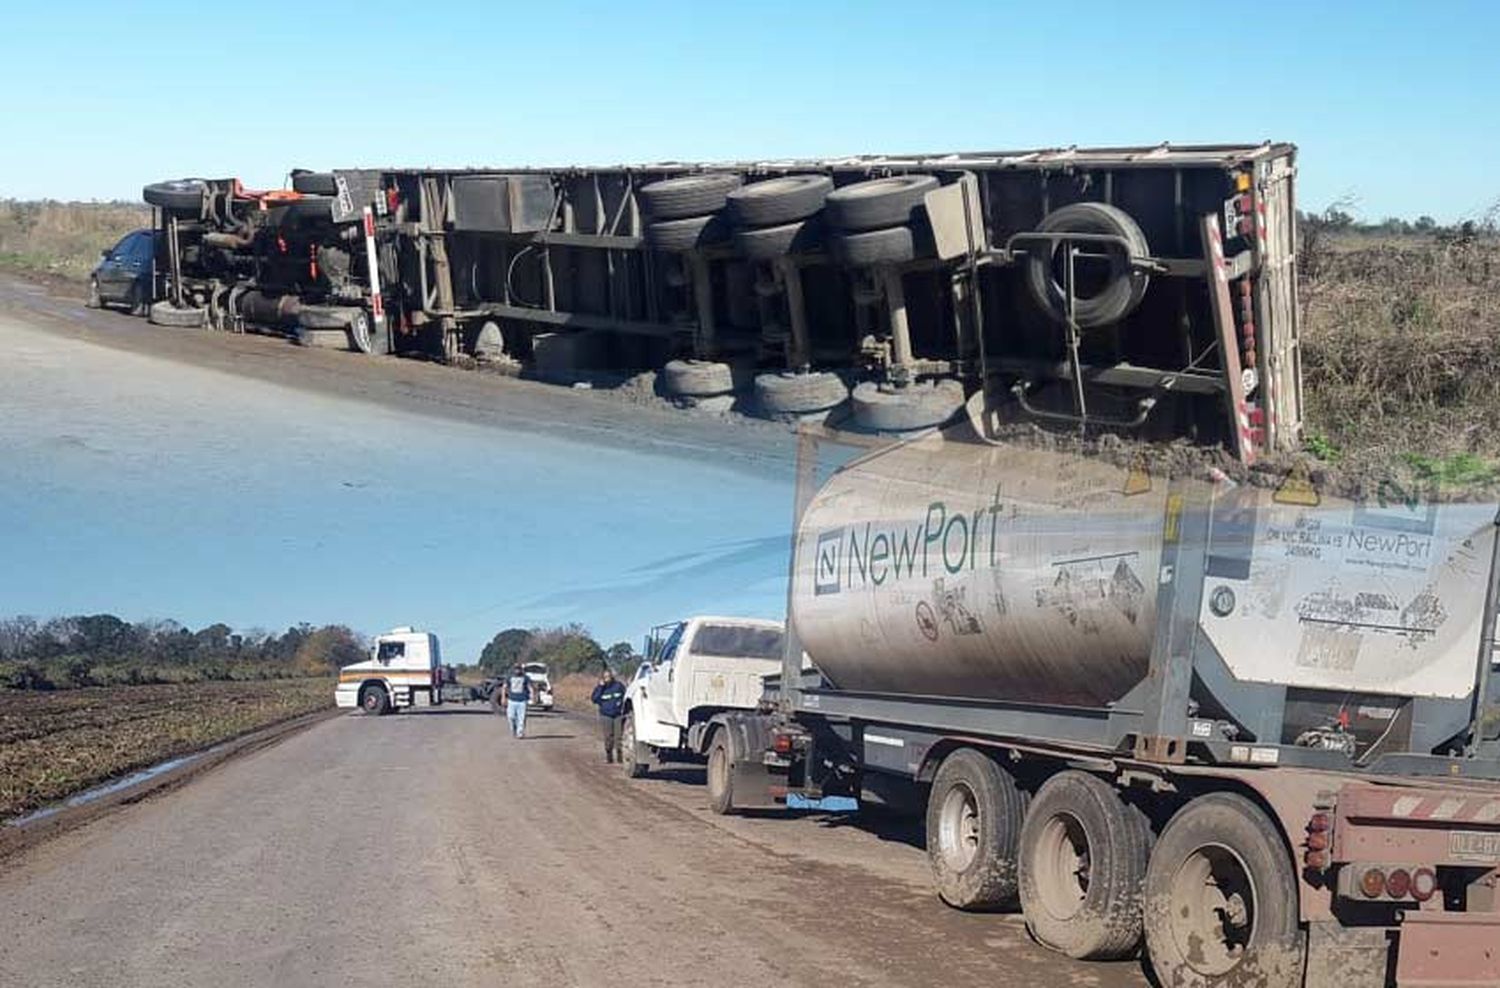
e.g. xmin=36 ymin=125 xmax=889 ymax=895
xmin=1033 ymin=812 xmax=1091 ymax=920
xmin=1166 ymin=843 xmax=1258 ymax=977
xmin=361 ymin=690 xmax=378 ymax=712
xmin=938 ymin=782 xmax=981 ymax=872
xmin=351 ymin=313 xmax=372 ymax=354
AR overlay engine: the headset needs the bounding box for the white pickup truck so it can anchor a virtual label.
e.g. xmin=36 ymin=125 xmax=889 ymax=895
xmin=335 ymin=627 xmax=453 ymax=714
xmin=620 ymin=616 xmax=784 ymax=779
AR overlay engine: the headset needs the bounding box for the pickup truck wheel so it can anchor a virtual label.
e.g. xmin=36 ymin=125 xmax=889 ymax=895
xmin=359 ymin=684 xmax=389 ymax=716
xmin=706 ymin=732 xmax=736 ymax=815
xmin=1143 ymin=794 xmax=1302 ymax=988
xmin=86 ymin=278 xmax=102 ymax=309
xmin=490 ymin=691 xmax=506 ymax=716
xmin=926 ymin=748 xmax=1027 ymax=909
xmin=1018 ymin=771 xmax=1152 ymax=959
xmin=622 ymin=712 xmax=651 ymax=779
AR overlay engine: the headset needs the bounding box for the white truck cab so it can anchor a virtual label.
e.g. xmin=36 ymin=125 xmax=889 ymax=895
xmin=621 ymin=616 xmax=784 ymax=778
xmin=335 ymin=627 xmax=443 ymax=715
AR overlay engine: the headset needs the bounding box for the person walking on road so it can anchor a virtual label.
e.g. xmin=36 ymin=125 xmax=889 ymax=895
xmin=505 ymin=664 xmax=531 ymax=738
xmin=590 ymin=669 xmax=627 ymax=763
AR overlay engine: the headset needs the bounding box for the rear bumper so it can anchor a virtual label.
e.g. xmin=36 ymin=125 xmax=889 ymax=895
xmin=1397 ymin=912 xmax=1500 ymax=987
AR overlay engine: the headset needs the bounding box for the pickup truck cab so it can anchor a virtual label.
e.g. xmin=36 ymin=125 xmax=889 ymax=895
xmin=335 ymin=627 xmax=444 ymax=714
xmin=621 ymin=616 xmax=783 ymax=778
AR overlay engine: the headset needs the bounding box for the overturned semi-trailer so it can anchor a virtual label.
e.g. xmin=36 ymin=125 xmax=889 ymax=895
xmin=142 ymin=142 xmax=1300 ymax=457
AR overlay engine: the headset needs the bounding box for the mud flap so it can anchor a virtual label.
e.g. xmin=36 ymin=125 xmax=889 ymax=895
xmin=719 ymin=713 xmax=781 ymax=810
xmin=1304 ymin=922 xmax=1385 ymax=988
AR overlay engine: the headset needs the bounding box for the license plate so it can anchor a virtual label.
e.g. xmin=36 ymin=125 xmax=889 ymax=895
xmin=1449 ymin=830 xmax=1500 ymax=864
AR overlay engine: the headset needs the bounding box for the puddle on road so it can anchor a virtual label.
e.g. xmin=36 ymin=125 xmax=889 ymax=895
xmin=5 ymin=740 xmax=234 ymax=827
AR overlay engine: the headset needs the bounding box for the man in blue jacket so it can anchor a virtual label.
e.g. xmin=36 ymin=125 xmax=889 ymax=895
xmin=590 ymin=669 xmax=628 ymax=763
xmin=504 ymin=664 xmax=531 ymax=738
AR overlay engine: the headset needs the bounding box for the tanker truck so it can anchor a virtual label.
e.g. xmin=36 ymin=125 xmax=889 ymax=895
xmin=706 ymin=406 xmax=1500 ymax=988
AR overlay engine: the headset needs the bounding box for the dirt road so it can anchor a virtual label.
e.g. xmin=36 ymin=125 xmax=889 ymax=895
xmin=0 ymin=274 xmax=796 ymax=479
xmin=0 ymin=708 xmax=1148 ymax=987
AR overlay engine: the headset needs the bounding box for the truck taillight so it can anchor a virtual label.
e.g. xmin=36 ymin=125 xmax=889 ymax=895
xmin=1303 ymin=810 xmax=1332 ymax=872
xmin=1412 ymin=868 xmax=1438 ymax=902
xmin=1386 ymin=868 xmax=1412 ymax=898
xmin=1360 ymin=868 xmax=1386 ymax=898
xmin=773 ymin=733 xmax=794 ymax=755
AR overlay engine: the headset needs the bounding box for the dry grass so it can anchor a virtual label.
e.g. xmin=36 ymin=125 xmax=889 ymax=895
xmin=0 ymin=679 xmax=329 ymax=819
xmin=0 ymin=200 xmax=150 ymax=281
xmin=551 ymin=673 xmax=602 ymax=713
xmin=1299 ymin=237 xmax=1500 ymax=480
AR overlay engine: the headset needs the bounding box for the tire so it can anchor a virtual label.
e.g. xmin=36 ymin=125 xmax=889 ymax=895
xmin=290 ymin=170 xmax=337 ymax=196
xmin=1023 ymin=201 xmax=1150 ymax=329
xmin=661 ymin=359 xmax=735 ymax=397
xmin=726 ymin=175 xmax=833 ymax=227
xmin=148 ymin=301 xmax=206 ymax=328
xmin=645 ymin=214 xmax=729 ymax=252
xmin=706 ymin=731 xmax=736 ymax=815
xmin=85 ymin=278 xmax=101 ymax=309
xmin=346 ymin=310 xmax=380 ymax=355
xmin=733 ymin=218 xmax=823 ymax=261
xmin=298 ymin=305 xmax=360 ymax=330
xmin=143 ymin=179 xmax=208 ymax=213
xmin=850 ymin=379 xmax=965 ymax=433
xmin=359 ymin=684 xmax=390 ymax=716
xmin=1018 ymin=771 xmax=1153 ymax=960
xmin=926 ymin=748 xmax=1028 ymax=909
xmin=467 ymin=320 xmax=505 ymax=360
xmin=829 ymin=225 xmax=917 ymax=267
xmin=753 ymin=371 xmax=848 ymax=417
xmin=824 ymin=175 xmax=939 ymax=232
xmin=490 ymin=690 xmax=506 ymax=716
xmin=622 ymin=712 xmax=651 ymax=779
xmin=638 ymin=173 xmax=742 ymax=221
xmin=1143 ymin=794 xmax=1303 ymax=988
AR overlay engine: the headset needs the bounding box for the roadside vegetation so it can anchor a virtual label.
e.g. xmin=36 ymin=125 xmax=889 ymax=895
xmin=0 ymin=199 xmax=149 ymax=281
xmin=0 ymin=679 xmax=328 ymax=819
xmin=0 ymin=614 xmax=365 ymax=691
xmin=475 ymin=623 xmax=639 ymax=677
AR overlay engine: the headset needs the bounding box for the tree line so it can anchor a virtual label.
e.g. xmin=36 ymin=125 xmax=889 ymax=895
xmin=475 ymin=623 xmax=639 ymax=678
xmin=0 ymin=614 xmax=365 ymax=690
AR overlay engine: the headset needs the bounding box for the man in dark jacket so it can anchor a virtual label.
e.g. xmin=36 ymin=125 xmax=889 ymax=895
xmin=504 ymin=664 xmax=531 ymax=738
xmin=590 ymin=669 xmax=628 ymax=763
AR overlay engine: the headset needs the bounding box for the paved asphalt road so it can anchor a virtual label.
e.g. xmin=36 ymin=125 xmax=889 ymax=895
xmin=0 ymin=707 xmax=1148 ymax=988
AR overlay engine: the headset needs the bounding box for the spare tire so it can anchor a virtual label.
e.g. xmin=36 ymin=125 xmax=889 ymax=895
xmin=734 ymin=218 xmax=823 ymax=261
xmin=824 ymin=175 xmax=939 ymax=232
xmin=1023 ymin=202 xmax=1150 ymax=329
xmin=850 ymin=379 xmax=966 ymax=433
xmin=148 ymin=301 xmax=207 ymax=328
xmin=290 ymin=170 xmax=338 ymax=196
xmin=660 ymin=359 xmax=736 ymax=398
xmin=726 ymin=175 xmax=833 ymax=227
xmin=143 ymin=179 xmax=208 ymax=214
xmin=829 ymin=225 xmax=916 ymax=267
xmin=645 ymin=214 xmax=729 ymax=253
xmin=638 ymin=174 xmax=743 ymax=221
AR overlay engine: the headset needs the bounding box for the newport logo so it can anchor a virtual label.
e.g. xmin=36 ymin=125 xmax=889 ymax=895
xmin=814 ymin=528 xmax=843 ymax=595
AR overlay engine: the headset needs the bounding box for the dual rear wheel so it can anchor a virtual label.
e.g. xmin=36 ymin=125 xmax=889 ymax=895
xmin=924 ymin=750 xmax=1301 ymax=987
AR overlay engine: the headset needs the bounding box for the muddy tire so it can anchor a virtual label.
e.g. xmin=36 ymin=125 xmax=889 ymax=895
xmin=753 ymin=371 xmax=848 ymax=418
xmin=359 ymin=684 xmax=390 ymax=716
xmin=1144 ymin=794 xmax=1303 ymax=988
xmin=622 ymin=712 xmax=651 ymax=779
xmin=143 ymin=179 xmax=208 ymax=214
xmin=733 ymin=218 xmax=824 ymax=261
xmin=926 ymin=748 xmax=1028 ymax=910
xmin=661 ymin=358 xmax=735 ymax=398
xmin=645 ymin=214 xmax=729 ymax=252
xmin=824 ymin=175 xmax=939 ymax=232
xmin=850 ymin=379 xmax=965 ymax=433
xmin=1023 ymin=202 xmax=1150 ymax=329
xmin=490 ymin=690 xmax=506 ymax=716
xmin=85 ymin=278 xmax=102 ymax=309
xmin=290 ymin=170 xmax=337 ymax=196
xmin=149 ymin=300 xmax=207 ymax=328
xmin=829 ymin=225 xmax=917 ymax=267
xmin=1018 ymin=771 xmax=1152 ymax=959
xmin=726 ymin=175 xmax=833 ymax=227
xmin=706 ymin=731 xmax=736 ymax=815
xmin=127 ymin=284 xmax=149 ymax=318
xmin=638 ymin=173 xmax=742 ymax=221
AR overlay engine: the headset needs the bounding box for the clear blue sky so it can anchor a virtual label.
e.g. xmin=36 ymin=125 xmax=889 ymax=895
xmin=1 ymin=0 xmax=1495 ymax=222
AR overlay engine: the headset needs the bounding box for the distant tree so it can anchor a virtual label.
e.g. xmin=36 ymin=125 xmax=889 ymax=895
xmin=292 ymin=625 xmax=366 ymax=675
xmin=517 ymin=623 xmax=605 ymax=676
xmin=478 ymin=628 xmax=533 ymax=673
xmin=0 ymin=615 xmax=39 ymax=660
xmin=1414 ymin=215 xmax=1437 ymax=233
xmin=604 ymin=641 xmax=639 ymax=675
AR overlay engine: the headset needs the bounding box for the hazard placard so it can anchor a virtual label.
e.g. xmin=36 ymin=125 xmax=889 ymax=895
xmin=1273 ymin=460 xmax=1320 ymax=506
